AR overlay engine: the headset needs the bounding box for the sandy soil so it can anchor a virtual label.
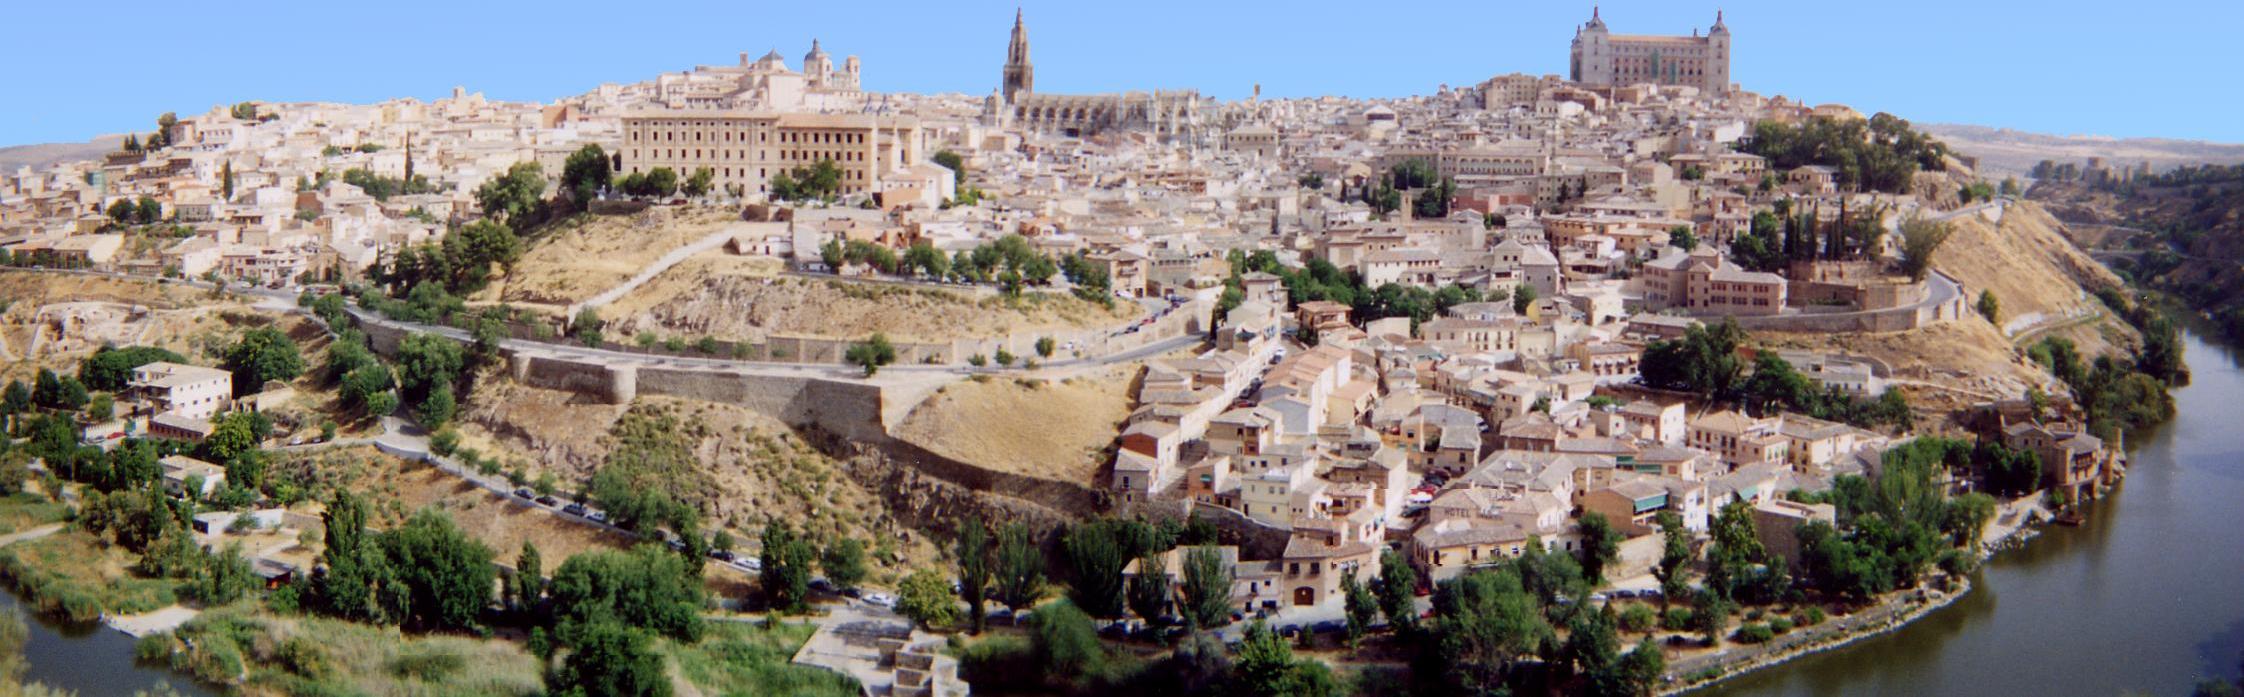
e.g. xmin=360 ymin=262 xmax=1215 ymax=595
xmin=892 ymin=367 xmax=1137 ymax=486
xmin=606 ymin=271 xmax=1140 ymax=344
xmin=480 ymin=207 xmax=746 ymax=306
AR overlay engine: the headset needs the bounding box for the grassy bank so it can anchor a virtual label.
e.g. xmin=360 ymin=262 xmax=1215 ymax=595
xmin=0 ymin=528 xmax=175 ymax=623
xmin=141 ymin=605 xmax=544 ymax=696
xmin=0 ymin=493 xmax=69 ymax=536
xmin=663 ymin=621 xmax=859 ymax=697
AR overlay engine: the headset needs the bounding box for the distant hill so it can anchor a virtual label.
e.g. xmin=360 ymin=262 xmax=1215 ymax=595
xmin=1923 ymin=124 xmax=2244 ymax=178
xmin=0 ymin=136 xmax=124 ymax=173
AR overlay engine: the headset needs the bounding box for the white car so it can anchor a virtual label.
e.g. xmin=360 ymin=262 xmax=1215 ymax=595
xmin=863 ymin=592 xmax=898 ymax=609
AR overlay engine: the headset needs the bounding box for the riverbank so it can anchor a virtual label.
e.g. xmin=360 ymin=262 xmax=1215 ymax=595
xmin=1657 ymin=495 xmax=2051 ymax=694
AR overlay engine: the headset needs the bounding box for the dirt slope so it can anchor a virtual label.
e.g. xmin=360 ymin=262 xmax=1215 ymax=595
xmin=892 ymin=367 xmax=1137 ymax=486
xmin=606 ymin=272 xmax=1139 ymax=343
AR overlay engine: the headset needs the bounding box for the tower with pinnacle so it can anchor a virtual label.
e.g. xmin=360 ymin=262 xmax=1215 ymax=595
xmin=1002 ymin=9 xmax=1034 ymax=105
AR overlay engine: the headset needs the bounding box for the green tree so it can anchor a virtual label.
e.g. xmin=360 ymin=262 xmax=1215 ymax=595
xmin=821 ymin=538 xmax=867 ymax=592
xmin=1061 ymin=518 xmax=1137 ymax=619
xmin=394 ymin=332 xmax=464 ymax=405
xmin=932 ymin=150 xmax=966 ymax=187
xmin=1236 ymin=620 xmax=1342 ymax=696
xmin=1375 ymin=548 xmax=1419 ymax=633
xmin=1976 ymin=290 xmax=2000 ymax=324
xmin=1126 ymin=551 xmax=1172 ymax=630
xmin=643 ymin=167 xmax=679 ymax=197
xmin=1179 ymin=546 xmax=1232 ymax=629
xmin=1692 ymin=589 xmax=1732 ymax=646
xmin=515 ymin=541 xmax=545 ymax=612
xmin=1035 ymin=336 xmax=1056 ymax=358
xmin=77 ymin=345 xmax=186 ymax=391
xmin=474 ymin=162 xmax=545 ymax=227
xmin=683 ymin=167 xmax=714 ymax=198
xmin=845 ymin=333 xmax=897 ymax=377
xmin=191 ymin=542 xmax=258 ymax=606
xmin=992 ymin=522 xmax=1045 ymax=620
xmin=758 ymin=523 xmax=815 ymax=613
xmin=1653 ymin=511 xmax=1693 ymax=609
xmin=1341 ymin=571 xmax=1378 ymax=650
xmin=548 ymin=621 xmax=671 ymax=697
xmin=379 ymin=510 xmax=496 ymax=632
xmin=1424 ymin=569 xmax=1553 ymax=694
xmin=561 ymin=144 xmax=612 ymax=207
xmin=548 ymin=545 xmax=705 ymax=643
xmin=956 ymin=517 xmax=994 ymax=633
xmin=1577 ymin=512 xmax=1624 ymax=586
xmin=1898 ymin=216 xmax=1953 ymax=282
xmin=416 ymin=383 xmax=456 ymax=430
xmin=897 ymin=568 xmax=957 ymax=629
xmin=222 ymin=327 xmax=304 ymax=396
xmin=1668 ymin=226 xmax=1699 ymax=252
xmin=1512 ymin=283 xmax=1538 ymax=315
xmin=317 ymin=490 xmax=391 ymax=622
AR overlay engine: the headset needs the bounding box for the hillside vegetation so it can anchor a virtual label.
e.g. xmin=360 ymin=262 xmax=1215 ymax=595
xmin=2031 ymin=166 xmax=2244 ymax=342
xmin=477 ymin=206 xmax=742 ymax=306
xmin=606 ymin=272 xmax=1139 ymax=343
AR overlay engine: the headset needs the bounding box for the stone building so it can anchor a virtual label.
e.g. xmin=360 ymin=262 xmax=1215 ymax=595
xmin=1569 ymin=8 xmax=1731 ymax=94
xmin=617 ymin=111 xmax=926 ymax=200
xmin=994 ymin=11 xmax=1203 ymax=138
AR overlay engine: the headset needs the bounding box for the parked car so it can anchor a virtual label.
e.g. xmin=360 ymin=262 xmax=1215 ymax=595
xmin=562 ymin=503 xmax=588 ymax=517
xmin=512 ymin=488 xmax=534 ymax=500
xmin=535 ymin=495 xmax=558 ymax=507
xmin=1614 ymin=589 xmax=1638 ymax=599
xmin=864 ymin=592 xmax=898 ymax=609
xmin=587 ymin=511 xmax=609 ymax=524
xmin=811 ymin=578 xmax=835 ymax=593
xmin=737 ymin=557 xmax=763 ymax=572
xmin=1310 ymin=620 xmax=1345 ymax=634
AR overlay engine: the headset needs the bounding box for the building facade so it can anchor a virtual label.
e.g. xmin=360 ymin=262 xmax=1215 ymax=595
xmin=618 ymin=112 xmax=926 ymax=200
xmin=1569 ymin=8 xmax=1731 ymax=94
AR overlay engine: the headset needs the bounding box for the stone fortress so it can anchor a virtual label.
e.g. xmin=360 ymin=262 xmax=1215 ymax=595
xmin=1570 ymin=7 xmax=1732 ymax=94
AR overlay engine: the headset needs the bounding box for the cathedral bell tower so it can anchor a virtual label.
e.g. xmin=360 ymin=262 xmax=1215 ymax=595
xmin=1002 ymin=9 xmax=1035 ymax=105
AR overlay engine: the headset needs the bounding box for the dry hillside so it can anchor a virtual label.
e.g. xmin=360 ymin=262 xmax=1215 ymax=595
xmin=478 ymin=206 xmax=744 ymax=306
xmin=1932 ymin=202 xmax=2123 ymax=328
xmin=605 ymin=272 xmax=1140 ymax=343
xmin=893 ymin=366 xmax=1138 ymax=486
xmin=456 ymin=379 xmax=941 ymax=574
xmin=270 ymin=445 xmax=640 ymax=563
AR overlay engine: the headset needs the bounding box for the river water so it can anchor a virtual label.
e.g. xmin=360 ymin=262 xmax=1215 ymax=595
xmin=1710 ymin=331 xmax=2244 ymax=696
xmin=0 ymin=582 xmax=212 ymax=695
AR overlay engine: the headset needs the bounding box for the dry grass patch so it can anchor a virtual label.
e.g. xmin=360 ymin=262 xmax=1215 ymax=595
xmin=893 ymin=365 xmax=1134 ymax=486
xmin=606 ymin=272 xmax=1140 ymax=343
xmin=482 ymin=207 xmax=743 ymax=306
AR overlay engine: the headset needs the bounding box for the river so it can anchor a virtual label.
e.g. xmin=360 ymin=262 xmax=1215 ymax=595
xmin=0 ymin=585 xmax=212 ymax=696
xmin=1708 ymin=331 xmax=2244 ymax=696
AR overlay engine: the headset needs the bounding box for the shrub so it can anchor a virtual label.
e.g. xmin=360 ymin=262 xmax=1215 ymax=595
xmin=277 ymin=636 xmax=334 ymax=679
xmin=390 ymin=648 xmax=465 ymax=681
xmin=1619 ymin=604 xmax=1658 ymax=633
xmin=968 ymin=354 xmax=987 ymax=367
xmin=1795 ymin=606 xmax=1827 ymax=626
xmin=430 ymin=428 xmax=460 ymax=456
xmin=1770 ymin=617 xmax=1795 ymax=634
xmin=1733 ymin=622 xmax=1775 ymax=644
xmin=1662 ymin=607 xmax=1695 ymax=631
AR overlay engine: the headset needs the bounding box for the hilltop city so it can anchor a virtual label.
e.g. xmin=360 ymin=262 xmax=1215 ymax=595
xmin=0 ymin=8 xmax=2195 ymax=697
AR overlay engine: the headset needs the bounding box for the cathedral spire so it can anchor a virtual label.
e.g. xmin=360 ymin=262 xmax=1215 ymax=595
xmin=1002 ymin=9 xmax=1034 ymax=104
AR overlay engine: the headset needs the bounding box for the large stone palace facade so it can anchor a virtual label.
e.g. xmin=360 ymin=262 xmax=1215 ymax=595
xmin=1569 ymin=8 xmax=1731 ymax=94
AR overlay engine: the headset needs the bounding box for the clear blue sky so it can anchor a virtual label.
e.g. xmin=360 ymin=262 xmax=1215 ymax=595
xmin=5 ymin=0 xmax=2235 ymax=146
